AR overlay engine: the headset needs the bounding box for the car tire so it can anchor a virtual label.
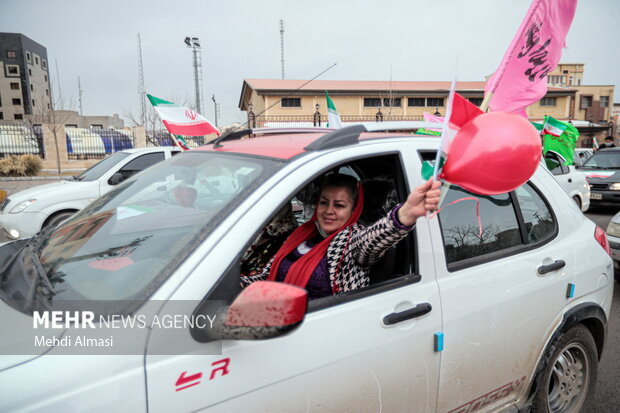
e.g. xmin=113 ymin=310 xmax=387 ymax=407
xmin=531 ymin=325 xmax=598 ymax=413
xmin=43 ymin=211 xmax=76 ymax=229
xmin=572 ymin=196 xmax=581 ymax=210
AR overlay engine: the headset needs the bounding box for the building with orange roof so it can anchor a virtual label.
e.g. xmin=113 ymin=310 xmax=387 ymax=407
xmin=238 ymin=66 xmax=614 ymax=146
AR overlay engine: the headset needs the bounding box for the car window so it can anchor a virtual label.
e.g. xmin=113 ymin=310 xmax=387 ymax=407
xmin=29 ymin=152 xmax=282 ymax=312
xmin=226 ymin=153 xmax=416 ymax=309
xmin=120 ymin=152 xmax=165 ymax=174
xmin=544 ymin=152 xmax=569 ymax=175
xmin=583 ymin=151 xmax=620 ymax=169
xmin=514 ymin=185 xmax=555 ymax=244
xmin=73 ymin=152 xmax=130 ymax=181
xmin=438 ymin=186 xmax=521 ymax=265
xmin=438 ymin=182 xmax=557 ymax=269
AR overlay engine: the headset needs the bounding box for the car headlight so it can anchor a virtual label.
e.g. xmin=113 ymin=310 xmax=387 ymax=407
xmin=9 ymin=199 xmax=37 ymax=214
xmin=610 ymin=183 xmax=620 ymax=190
xmin=607 ymin=221 xmax=620 ymax=237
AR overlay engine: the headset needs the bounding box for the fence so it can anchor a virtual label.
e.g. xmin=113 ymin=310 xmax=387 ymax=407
xmin=253 ymin=114 xmax=424 ymax=128
xmin=146 ymin=130 xmax=206 ymax=149
xmin=65 ymin=128 xmax=134 ymax=160
xmin=0 ymin=123 xmax=44 ymax=158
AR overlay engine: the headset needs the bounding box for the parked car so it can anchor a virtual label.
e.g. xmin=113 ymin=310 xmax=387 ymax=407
xmin=605 ymin=211 xmax=620 ymax=281
xmin=577 ymin=147 xmax=620 ymax=207
xmin=543 ymin=150 xmax=590 ymax=212
xmin=0 ymin=147 xmax=179 ymax=239
xmin=0 ymin=124 xmax=613 ymax=413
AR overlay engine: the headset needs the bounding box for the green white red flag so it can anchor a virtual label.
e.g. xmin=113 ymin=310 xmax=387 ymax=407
xmin=147 ymin=94 xmax=220 ymax=138
xmin=325 ymin=91 xmax=343 ymax=129
xmin=542 ymin=116 xmax=568 ymax=137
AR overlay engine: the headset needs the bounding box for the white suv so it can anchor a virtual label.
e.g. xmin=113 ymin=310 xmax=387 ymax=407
xmin=0 ymin=147 xmax=179 ymax=239
xmin=0 ymin=125 xmax=613 ymax=413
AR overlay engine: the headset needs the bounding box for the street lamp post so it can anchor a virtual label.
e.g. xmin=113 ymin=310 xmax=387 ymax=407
xmin=184 ymin=36 xmax=204 ymax=115
xmin=314 ymin=103 xmax=321 ymax=127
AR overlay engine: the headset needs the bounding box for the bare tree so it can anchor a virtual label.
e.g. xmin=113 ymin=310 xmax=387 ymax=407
xmin=26 ymin=86 xmax=76 ymax=174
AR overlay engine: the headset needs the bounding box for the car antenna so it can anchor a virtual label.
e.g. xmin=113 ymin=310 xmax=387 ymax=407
xmin=212 ymin=63 xmax=338 ymax=148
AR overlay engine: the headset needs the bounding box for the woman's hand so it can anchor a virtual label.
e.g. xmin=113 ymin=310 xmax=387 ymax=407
xmin=397 ymin=179 xmax=442 ymax=226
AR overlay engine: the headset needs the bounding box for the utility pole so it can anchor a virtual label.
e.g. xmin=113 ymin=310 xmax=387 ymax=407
xmin=137 ymin=33 xmax=147 ymax=126
xmin=54 ymin=59 xmax=63 ymax=110
xmin=77 ymin=76 xmax=83 ymax=115
xmin=279 ymin=19 xmax=285 ymax=79
xmin=184 ymin=36 xmax=204 ymax=114
xmin=211 ymin=95 xmax=219 ymax=127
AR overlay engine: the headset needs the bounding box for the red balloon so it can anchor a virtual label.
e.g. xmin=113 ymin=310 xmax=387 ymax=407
xmin=440 ymin=112 xmax=541 ymax=195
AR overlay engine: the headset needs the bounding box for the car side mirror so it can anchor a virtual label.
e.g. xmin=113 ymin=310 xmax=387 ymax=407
xmin=108 ymin=172 xmax=125 ymax=185
xmin=191 ymin=281 xmax=307 ymax=342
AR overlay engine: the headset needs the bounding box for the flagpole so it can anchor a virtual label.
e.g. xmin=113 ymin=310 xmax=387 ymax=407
xmin=480 ymin=92 xmax=493 ymax=113
xmin=170 ymin=133 xmax=186 ymax=151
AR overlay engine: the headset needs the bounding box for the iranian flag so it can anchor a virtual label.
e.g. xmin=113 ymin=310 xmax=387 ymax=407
xmin=542 ymin=115 xmax=568 ymax=137
xmin=325 ymin=91 xmax=343 ymax=129
xmin=147 ymin=94 xmax=219 ymax=137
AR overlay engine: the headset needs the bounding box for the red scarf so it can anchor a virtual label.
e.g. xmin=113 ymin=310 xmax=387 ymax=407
xmin=267 ymin=186 xmax=364 ymax=289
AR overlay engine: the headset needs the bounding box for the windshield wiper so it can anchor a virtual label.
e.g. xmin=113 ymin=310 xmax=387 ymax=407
xmin=0 ymin=227 xmax=60 ymax=312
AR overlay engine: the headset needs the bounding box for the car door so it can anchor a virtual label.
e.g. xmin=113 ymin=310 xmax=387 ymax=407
xmin=144 ymin=145 xmax=442 ymax=412
xmin=429 ymin=171 xmax=580 ymax=413
xmin=99 ymin=151 xmax=166 ymax=196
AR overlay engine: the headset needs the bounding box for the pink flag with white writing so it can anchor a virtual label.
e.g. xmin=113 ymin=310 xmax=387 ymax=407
xmin=485 ymin=0 xmax=578 ymax=117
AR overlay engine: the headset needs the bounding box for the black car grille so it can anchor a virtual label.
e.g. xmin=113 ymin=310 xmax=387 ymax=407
xmin=590 ymin=183 xmax=609 ymax=190
xmin=0 ymin=198 xmax=9 ymax=212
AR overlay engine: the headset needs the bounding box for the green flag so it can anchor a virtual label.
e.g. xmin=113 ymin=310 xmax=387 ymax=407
xmin=541 ymin=116 xmax=578 ymax=165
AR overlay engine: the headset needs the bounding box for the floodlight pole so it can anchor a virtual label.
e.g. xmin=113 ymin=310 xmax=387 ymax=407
xmin=185 ymin=36 xmax=204 ymax=115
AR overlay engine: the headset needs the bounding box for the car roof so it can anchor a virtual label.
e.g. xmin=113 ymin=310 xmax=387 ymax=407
xmin=121 ymin=146 xmax=179 ymax=154
xmin=193 ymin=127 xmax=437 ymax=160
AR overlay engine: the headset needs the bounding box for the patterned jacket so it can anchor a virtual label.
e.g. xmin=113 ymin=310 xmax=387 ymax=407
xmin=240 ymin=207 xmax=413 ymax=294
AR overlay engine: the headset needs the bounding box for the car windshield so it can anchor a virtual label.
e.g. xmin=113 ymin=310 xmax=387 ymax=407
xmin=73 ymin=152 xmax=131 ymax=181
xmin=24 ymin=151 xmax=281 ymax=307
xmin=582 ymin=151 xmax=620 ymax=169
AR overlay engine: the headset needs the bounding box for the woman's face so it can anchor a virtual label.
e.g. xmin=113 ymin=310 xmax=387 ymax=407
xmin=316 ymin=186 xmax=354 ymax=235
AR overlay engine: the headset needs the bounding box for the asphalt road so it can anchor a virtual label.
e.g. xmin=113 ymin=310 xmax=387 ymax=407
xmin=0 ymin=204 xmax=618 ymax=411
xmin=584 ymin=206 xmax=620 ymax=413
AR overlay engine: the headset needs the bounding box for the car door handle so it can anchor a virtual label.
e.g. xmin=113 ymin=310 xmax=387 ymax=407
xmin=537 ymin=260 xmax=566 ymax=275
xmin=383 ymin=303 xmax=432 ymax=325
xmin=568 ymin=178 xmax=572 ymax=183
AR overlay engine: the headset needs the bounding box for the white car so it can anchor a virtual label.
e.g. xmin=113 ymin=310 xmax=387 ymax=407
xmin=0 ymin=147 xmax=179 ymax=239
xmin=605 ymin=211 xmax=620 ymax=282
xmin=0 ymin=125 xmax=613 ymax=413
xmin=544 ymin=151 xmax=590 ymax=212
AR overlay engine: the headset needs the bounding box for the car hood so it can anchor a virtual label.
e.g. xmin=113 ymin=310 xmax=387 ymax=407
xmin=4 ymin=180 xmax=98 ymax=210
xmin=0 ymin=297 xmax=62 ymax=370
xmin=579 ymin=169 xmax=620 ymax=182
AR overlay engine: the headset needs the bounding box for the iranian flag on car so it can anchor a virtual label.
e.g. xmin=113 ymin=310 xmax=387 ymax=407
xmin=147 ymin=94 xmax=220 ymax=137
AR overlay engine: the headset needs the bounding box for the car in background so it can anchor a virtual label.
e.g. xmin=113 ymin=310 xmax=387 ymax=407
xmin=544 ymin=151 xmax=590 ymax=212
xmin=0 ymin=124 xmax=613 ymax=413
xmin=577 ymin=147 xmax=620 ymax=207
xmin=0 ymin=146 xmax=179 ymax=239
xmin=606 ymin=211 xmax=620 ymax=281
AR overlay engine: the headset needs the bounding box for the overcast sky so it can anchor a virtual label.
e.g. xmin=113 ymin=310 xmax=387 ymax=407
xmin=1 ymin=0 xmax=618 ymax=126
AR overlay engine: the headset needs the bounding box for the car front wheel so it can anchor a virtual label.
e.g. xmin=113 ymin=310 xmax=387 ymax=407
xmin=532 ymin=325 xmax=598 ymax=413
xmin=43 ymin=211 xmax=76 ymax=229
